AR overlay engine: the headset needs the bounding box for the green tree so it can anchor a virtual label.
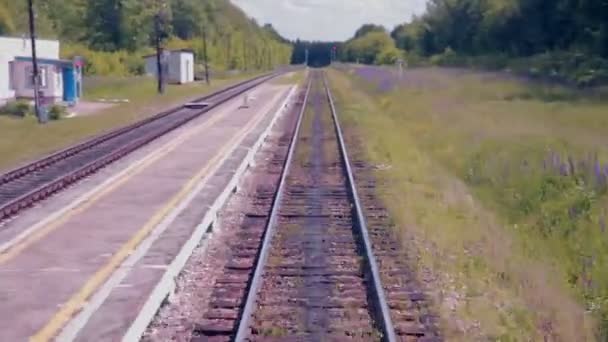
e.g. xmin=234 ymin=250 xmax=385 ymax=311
xmin=0 ymin=5 xmax=14 ymax=35
xmin=353 ymin=24 xmax=386 ymax=38
xmin=344 ymin=31 xmax=399 ymax=65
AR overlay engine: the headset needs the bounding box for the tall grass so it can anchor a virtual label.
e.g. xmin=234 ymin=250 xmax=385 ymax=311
xmin=330 ymin=66 xmax=608 ymax=340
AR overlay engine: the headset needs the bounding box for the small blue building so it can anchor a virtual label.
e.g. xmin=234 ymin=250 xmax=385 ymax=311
xmin=11 ymin=56 xmax=83 ymax=105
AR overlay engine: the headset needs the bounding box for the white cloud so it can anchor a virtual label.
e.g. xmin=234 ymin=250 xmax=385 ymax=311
xmin=230 ymin=0 xmax=428 ymax=41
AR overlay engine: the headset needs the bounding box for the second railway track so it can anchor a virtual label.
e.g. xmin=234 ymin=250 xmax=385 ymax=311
xmin=0 ymin=73 xmax=278 ymax=222
xmin=192 ymin=70 xmax=442 ymax=341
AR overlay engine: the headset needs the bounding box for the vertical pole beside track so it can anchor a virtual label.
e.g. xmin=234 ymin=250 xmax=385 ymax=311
xmin=154 ymin=11 xmax=165 ymax=95
xmin=27 ymin=0 xmax=43 ymax=123
xmin=323 ymin=73 xmax=397 ymax=342
xmin=234 ymin=79 xmax=312 ymax=342
xmin=202 ymin=26 xmax=210 ymax=85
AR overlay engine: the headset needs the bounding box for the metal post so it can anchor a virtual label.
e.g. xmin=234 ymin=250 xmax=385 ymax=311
xmin=27 ymin=0 xmax=42 ymax=123
xmin=397 ymin=58 xmax=404 ymax=79
xmin=154 ymin=14 xmax=164 ymax=94
xmin=202 ymin=26 xmax=210 ymax=85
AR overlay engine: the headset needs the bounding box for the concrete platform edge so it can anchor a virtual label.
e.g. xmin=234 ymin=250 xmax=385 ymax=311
xmin=117 ymin=84 xmax=297 ymax=342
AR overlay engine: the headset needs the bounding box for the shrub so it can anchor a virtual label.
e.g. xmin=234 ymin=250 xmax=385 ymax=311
xmin=473 ymin=54 xmax=510 ymax=70
xmin=61 ymin=43 xmax=149 ymax=77
xmin=429 ymin=47 xmax=466 ymax=67
xmin=0 ymin=100 xmax=33 ymax=117
xmin=48 ymin=104 xmax=67 ymax=120
xmin=375 ymin=46 xmax=402 ymax=65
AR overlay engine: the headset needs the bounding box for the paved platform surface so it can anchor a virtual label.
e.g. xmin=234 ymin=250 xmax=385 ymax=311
xmin=0 ymin=81 xmax=295 ymax=341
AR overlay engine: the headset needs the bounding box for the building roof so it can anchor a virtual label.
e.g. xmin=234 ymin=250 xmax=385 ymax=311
xmin=14 ymin=56 xmax=74 ymax=67
xmin=143 ymin=49 xmax=195 ymax=59
xmin=0 ymin=35 xmax=59 ymax=43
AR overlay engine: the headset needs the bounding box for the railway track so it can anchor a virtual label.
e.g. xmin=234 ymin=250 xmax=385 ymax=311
xmin=191 ymin=70 xmax=441 ymax=341
xmin=0 ymin=73 xmax=278 ymax=222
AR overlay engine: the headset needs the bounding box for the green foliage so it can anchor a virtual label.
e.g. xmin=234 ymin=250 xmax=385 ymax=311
xmin=61 ymin=43 xmax=147 ymax=76
xmin=0 ymin=100 xmax=33 ymax=117
xmin=386 ymin=0 xmax=608 ymax=86
xmin=48 ymin=104 xmax=67 ymax=120
xmin=85 ymin=0 xmax=153 ymax=51
xmin=0 ymin=4 xmax=15 ymax=34
xmin=353 ymin=24 xmax=386 ymax=39
xmin=344 ymin=31 xmax=400 ymax=65
xmin=429 ymin=47 xmax=465 ymax=66
xmin=464 ymin=145 xmax=608 ymax=334
xmin=1 ymin=0 xmax=291 ymax=76
xmin=331 ymin=68 xmax=602 ymax=340
xmin=375 ymin=46 xmax=402 ymax=65
xmin=393 ymin=0 xmax=608 ymax=58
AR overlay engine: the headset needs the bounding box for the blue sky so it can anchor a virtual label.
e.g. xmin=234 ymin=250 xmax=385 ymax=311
xmin=230 ymin=0 xmax=428 ymax=41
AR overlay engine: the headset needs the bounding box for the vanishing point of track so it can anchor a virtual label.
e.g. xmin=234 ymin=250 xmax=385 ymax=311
xmin=193 ymin=70 xmax=442 ymax=341
xmin=0 ymin=73 xmax=277 ymax=222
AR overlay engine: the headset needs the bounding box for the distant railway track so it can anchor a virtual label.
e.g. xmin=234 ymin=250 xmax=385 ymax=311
xmin=192 ymin=70 xmax=441 ymax=341
xmin=0 ymin=72 xmax=280 ymax=222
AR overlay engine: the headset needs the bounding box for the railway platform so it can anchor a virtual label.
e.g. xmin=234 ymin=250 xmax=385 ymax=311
xmin=0 ymin=80 xmax=297 ymax=341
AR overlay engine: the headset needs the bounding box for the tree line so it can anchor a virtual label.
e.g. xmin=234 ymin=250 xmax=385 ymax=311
xmin=293 ymin=1 xmax=607 ymax=85
xmin=0 ymin=0 xmax=292 ymax=76
xmin=391 ymin=0 xmax=607 ymax=58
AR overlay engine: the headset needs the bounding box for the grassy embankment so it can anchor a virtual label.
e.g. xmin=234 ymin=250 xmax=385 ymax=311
xmin=271 ymin=69 xmax=307 ymax=86
xmin=328 ymin=67 xmax=608 ymax=341
xmin=0 ymin=73 xmax=260 ymax=171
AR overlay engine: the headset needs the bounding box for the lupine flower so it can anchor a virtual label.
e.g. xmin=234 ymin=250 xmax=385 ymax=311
xmin=594 ymin=160 xmax=604 ymax=188
xmin=560 ymin=163 xmax=569 ymax=176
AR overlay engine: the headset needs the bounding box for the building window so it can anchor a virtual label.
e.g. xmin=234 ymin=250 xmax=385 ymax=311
xmin=25 ymin=66 xmax=48 ymax=89
xmin=8 ymin=62 xmax=14 ymax=90
xmin=55 ymin=67 xmax=61 ymax=89
xmin=40 ymin=67 xmax=48 ymax=88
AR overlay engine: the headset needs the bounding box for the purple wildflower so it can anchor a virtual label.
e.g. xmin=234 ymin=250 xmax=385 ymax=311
xmin=553 ymin=153 xmax=561 ymax=173
xmin=594 ymin=160 xmax=604 ymax=188
xmin=378 ymin=78 xmax=397 ymax=92
xmin=560 ymin=163 xmax=569 ymax=176
xmin=600 ymin=215 xmax=606 ymax=233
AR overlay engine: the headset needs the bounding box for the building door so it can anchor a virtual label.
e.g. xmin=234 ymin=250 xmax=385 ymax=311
xmin=63 ymin=67 xmax=76 ymax=102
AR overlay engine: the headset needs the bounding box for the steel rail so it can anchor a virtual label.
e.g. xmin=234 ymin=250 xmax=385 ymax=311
xmin=0 ymin=73 xmax=273 ymax=186
xmin=0 ymin=72 xmax=281 ymax=221
xmin=234 ymin=71 xmax=397 ymax=341
xmin=323 ymin=74 xmax=397 ymax=342
xmin=234 ymin=77 xmax=312 ymax=342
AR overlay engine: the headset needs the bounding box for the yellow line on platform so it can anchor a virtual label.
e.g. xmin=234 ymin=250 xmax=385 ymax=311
xmin=0 ymin=113 xmax=225 ymax=266
xmin=30 ymin=97 xmax=272 ymax=342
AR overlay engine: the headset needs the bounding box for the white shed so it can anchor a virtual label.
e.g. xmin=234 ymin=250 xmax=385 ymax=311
xmin=0 ymin=36 xmax=60 ymax=105
xmin=144 ymin=49 xmax=194 ymax=84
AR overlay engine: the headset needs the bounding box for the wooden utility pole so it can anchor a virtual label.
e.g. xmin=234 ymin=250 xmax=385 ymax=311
xmin=27 ymin=0 xmax=43 ymax=123
xmin=154 ymin=13 xmax=165 ymax=94
xmin=202 ymin=26 xmax=210 ymax=85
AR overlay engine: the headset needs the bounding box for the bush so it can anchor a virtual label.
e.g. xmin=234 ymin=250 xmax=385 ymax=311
xmin=375 ymin=47 xmax=402 ymax=65
xmin=429 ymin=47 xmax=466 ymax=67
xmin=48 ymin=104 xmax=68 ymax=120
xmin=61 ymin=43 xmax=148 ymax=77
xmin=506 ymin=52 xmax=608 ymax=87
xmin=0 ymin=100 xmax=33 ymax=117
